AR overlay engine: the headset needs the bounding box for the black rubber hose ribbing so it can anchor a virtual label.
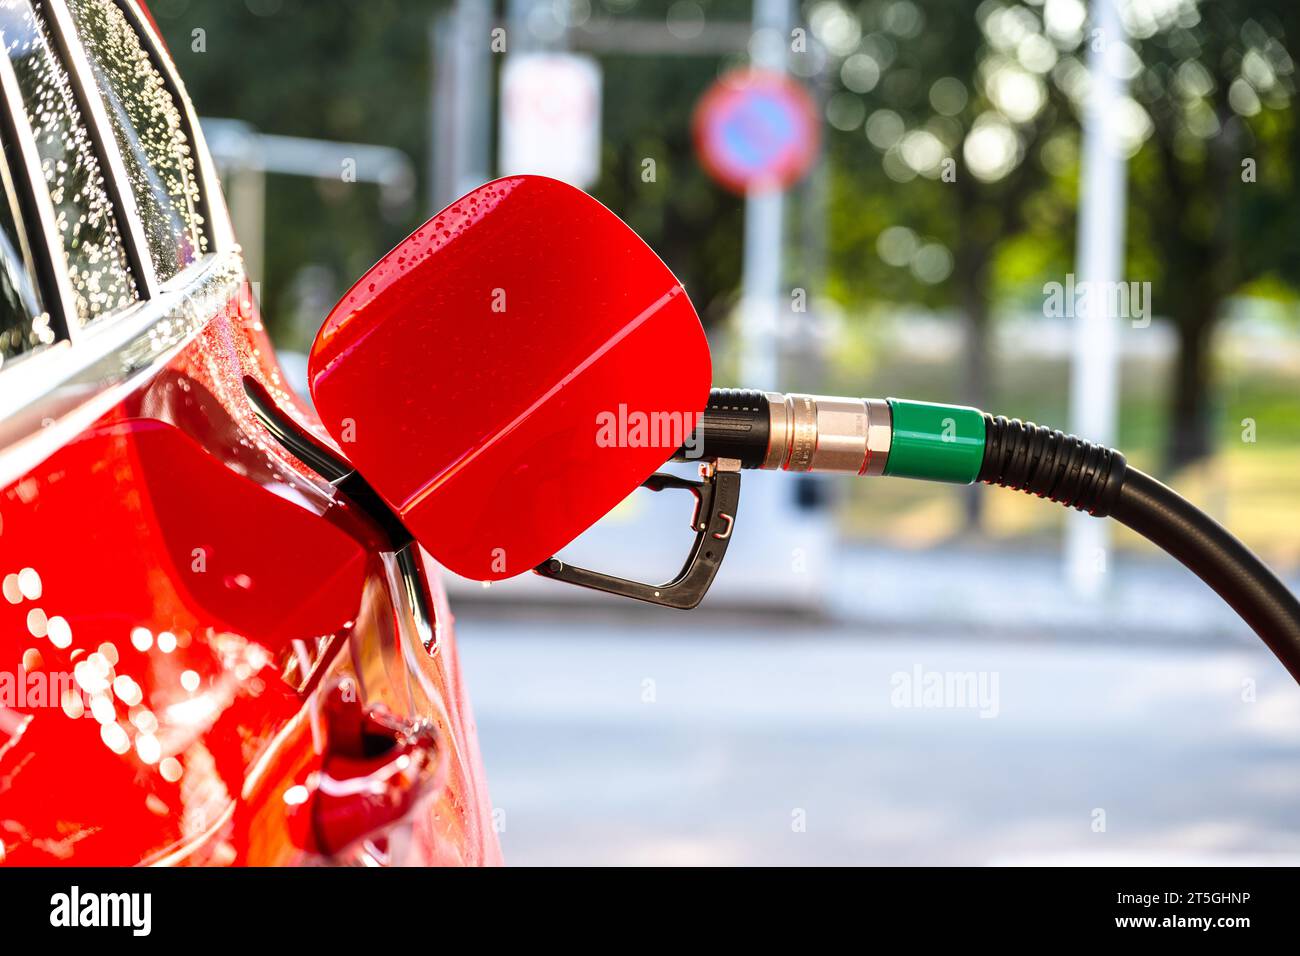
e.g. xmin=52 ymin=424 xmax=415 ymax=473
xmin=979 ymin=412 xmax=1300 ymax=680
xmin=1111 ymin=470 xmax=1300 ymax=682
xmin=978 ymin=415 xmax=1127 ymax=517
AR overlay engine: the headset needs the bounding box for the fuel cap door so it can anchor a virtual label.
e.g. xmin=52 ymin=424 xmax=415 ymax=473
xmin=308 ymin=176 xmax=711 ymax=580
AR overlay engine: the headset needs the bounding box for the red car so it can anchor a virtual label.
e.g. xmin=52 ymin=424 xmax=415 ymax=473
xmin=0 ymin=0 xmax=500 ymax=865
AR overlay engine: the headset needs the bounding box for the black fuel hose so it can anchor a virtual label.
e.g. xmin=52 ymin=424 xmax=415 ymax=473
xmin=680 ymin=391 xmax=1300 ymax=680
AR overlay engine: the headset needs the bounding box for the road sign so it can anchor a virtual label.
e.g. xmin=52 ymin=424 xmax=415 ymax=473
xmin=693 ymin=69 xmax=819 ymax=194
xmin=499 ymin=53 xmax=602 ymax=189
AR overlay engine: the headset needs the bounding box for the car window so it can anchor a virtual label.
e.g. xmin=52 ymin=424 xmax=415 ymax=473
xmin=65 ymin=0 xmax=209 ymax=282
xmin=1 ymin=0 xmax=138 ymax=326
xmin=0 ymin=137 xmax=50 ymax=367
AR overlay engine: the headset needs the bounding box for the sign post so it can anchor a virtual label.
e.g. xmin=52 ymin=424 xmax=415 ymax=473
xmin=692 ymin=5 xmax=830 ymax=606
xmin=694 ymin=66 xmax=818 ymax=387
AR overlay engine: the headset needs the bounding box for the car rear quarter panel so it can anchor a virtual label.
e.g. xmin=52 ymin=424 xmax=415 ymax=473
xmin=0 ymin=277 xmax=501 ymax=866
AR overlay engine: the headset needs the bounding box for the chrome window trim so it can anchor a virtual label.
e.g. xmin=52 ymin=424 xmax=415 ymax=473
xmin=42 ymin=0 xmax=158 ymax=303
xmin=0 ymin=22 xmax=80 ymax=341
xmin=0 ymin=245 xmax=243 ymax=487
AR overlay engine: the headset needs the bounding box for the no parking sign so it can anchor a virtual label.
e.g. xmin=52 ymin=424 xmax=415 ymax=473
xmin=693 ymin=69 xmax=820 ymax=194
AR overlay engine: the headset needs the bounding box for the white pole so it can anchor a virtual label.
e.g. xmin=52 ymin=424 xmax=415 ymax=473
xmin=730 ymin=0 xmax=830 ymax=609
xmin=739 ymin=0 xmax=790 ymax=390
xmin=450 ymin=0 xmax=492 ymax=198
xmin=740 ymin=191 xmax=783 ymax=387
xmin=1066 ymin=0 xmax=1129 ymax=598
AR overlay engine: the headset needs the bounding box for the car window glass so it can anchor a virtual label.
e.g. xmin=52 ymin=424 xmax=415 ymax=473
xmin=66 ymin=0 xmax=208 ymax=282
xmin=0 ymin=138 xmax=50 ymax=367
xmin=1 ymin=0 xmax=138 ymax=326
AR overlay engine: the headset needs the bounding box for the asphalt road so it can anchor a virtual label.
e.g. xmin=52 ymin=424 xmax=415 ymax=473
xmin=455 ymin=610 xmax=1300 ymax=866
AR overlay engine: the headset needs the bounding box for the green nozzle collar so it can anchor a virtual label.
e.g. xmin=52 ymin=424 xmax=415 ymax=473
xmin=883 ymin=398 xmax=986 ymax=484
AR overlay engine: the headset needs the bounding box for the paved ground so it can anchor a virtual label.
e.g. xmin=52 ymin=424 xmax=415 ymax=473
xmin=454 ymin=609 xmax=1300 ymax=866
xmin=444 ymin=529 xmax=1297 ymax=642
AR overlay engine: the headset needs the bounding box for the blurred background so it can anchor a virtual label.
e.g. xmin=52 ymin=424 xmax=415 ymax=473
xmin=158 ymin=0 xmax=1299 ymax=864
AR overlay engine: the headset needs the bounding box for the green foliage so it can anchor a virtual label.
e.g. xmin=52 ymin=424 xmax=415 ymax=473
xmin=153 ymin=0 xmax=1300 ymax=466
xmin=154 ymin=0 xmax=767 ymax=338
xmin=592 ymin=48 xmax=745 ymax=324
xmin=154 ymin=0 xmax=440 ymax=343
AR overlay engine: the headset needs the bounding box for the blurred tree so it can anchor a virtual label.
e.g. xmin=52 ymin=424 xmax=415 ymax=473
xmin=588 ymin=0 xmax=754 ymax=326
xmin=820 ymin=0 xmax=1300 ymax=479
xmin=154 ymin=0 xmax=756 ymax=340
xmin=154 ymin=0 xmax=440 ymax=346
xmin=1121 ymin=0 xmax=1297 ymax=470
xmin=152 ymin=0 xmax=1299 ymax=485
xmin=817 ymin=0 xmax=1074 ymax=526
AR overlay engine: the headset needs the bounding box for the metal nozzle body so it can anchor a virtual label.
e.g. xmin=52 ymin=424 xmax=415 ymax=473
xmin=675 ymin=389 xmax=893 ymax=475
xmin=762 ymin=392 xmax=892 ymax=475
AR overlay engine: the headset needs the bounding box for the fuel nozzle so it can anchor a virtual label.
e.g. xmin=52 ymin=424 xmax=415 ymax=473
xmin=676 ymin=389 xmax=987 ymax=483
